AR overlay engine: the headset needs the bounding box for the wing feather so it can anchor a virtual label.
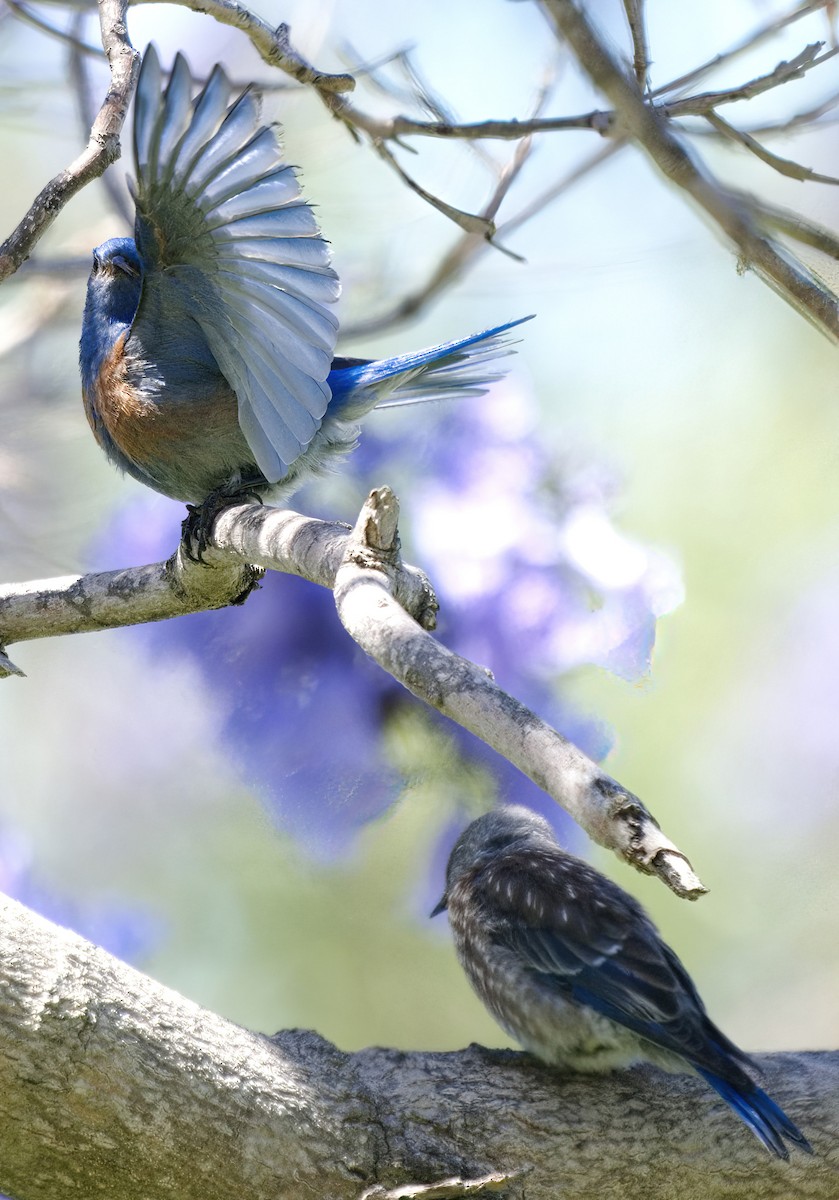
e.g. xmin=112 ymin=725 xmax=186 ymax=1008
xmin=475 ymin=851 xmax=750 ymax=1072
xmin=130 ymin=44 xmax=339 ymax=480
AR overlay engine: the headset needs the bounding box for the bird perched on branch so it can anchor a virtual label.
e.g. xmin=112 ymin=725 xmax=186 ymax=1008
xmin=79 ymin=44 xmax=528 ymax=515
xmin=432 ymin=805 xmax=812 ymax=1159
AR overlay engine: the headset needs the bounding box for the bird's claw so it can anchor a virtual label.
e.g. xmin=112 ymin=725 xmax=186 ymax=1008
xmin=182 ymin=484 xmax=263 ymax=563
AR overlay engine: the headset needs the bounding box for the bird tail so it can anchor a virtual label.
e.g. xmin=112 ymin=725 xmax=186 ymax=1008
xmin=696 ymin=1067 xmax=813 ymax=1159
xmin=327 ymin=316 xmax=533 ymax=419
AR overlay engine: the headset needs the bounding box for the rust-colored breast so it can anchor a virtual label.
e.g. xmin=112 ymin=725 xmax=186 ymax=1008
xmin=85 ymin=331 xmax=150 ymax=460
xmin=83 ymin=329 xmax=251 ymax=500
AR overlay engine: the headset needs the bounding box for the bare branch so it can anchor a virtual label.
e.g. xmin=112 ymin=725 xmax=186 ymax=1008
xmin=0 ymin=493 xmax=703 ymax=896
xmin=320 ymin=105 xmax=613 ymax=142
xmin=3 ymin=0 xmax=103 ymax=55
xmin=68 ymin=8 xmax=134 ymax=226
xmin=372 ymin=139 xmax=498 ymax=241
xmin=747 ymin=193 xmax=839 ymax=259
xmin=705 ymin=108 xmax=839 ymax=184
xmin=650 ymin=0 xmax=834 ymax=99
xmin=661 ymin=43 xmax=839 ymax=118
xmin=0 ymin=896 xmax=835 ymax=1200
xmin=622 ymin=0 xmax=650 ymax=90
xmin=340 ymin=96 xmax=555 ymax=338
xmin=132 ymin=1 xmax=354 ymax=93
xmin=0 ymin=0 xmax=137 ymax=282
xmin=540 ymin=0 xmax=839 ymax=341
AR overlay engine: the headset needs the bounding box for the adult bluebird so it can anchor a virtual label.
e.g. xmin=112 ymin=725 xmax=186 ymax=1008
xmin=79 ymin=45 xmax=529 ymax=508
xmin=432 ymin=805 xmax=811 ymax=1159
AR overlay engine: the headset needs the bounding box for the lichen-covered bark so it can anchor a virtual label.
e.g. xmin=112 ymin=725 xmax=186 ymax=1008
xmin=0 ymin=895 xmax=836 ymax=1200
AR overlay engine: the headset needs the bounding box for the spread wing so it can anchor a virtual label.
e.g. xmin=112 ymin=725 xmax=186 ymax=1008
xmin=476 ymin=851 xmax=754 ymax=1075
xmin=131 ymin=44 xmax=340 ymax=482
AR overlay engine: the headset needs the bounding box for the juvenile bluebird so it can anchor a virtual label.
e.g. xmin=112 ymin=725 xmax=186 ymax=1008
xmin=79 ymin=44 xmax=528 ymax=511
xmin=432 ymin=805 xmax=812 ymax=1159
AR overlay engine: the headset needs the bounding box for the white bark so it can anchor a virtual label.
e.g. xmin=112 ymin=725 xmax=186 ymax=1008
xmin=0 ymin=491 xmax=703 ymax=899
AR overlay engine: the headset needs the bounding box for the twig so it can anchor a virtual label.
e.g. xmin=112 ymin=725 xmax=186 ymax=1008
xmin=3 ymin=0 xmax=104 ymax=55
xmin=650 ymin=0 xmax=833 ymax=98
xmin=706 ymin=108 xmax=839 ymax=184
xmin=324 ymin=107 xmax=614 ymax=143
xmin=372 ymin=140 xmax=498 ymax=241
xmin=340 ymin=140 xmax=621 ymax=339
xmin=622 ymin=0 xmax=650 ymax=90
xmin=689 ymin=87 xmax=839 ymax=139
xmin=540 ymin=0 xmax=839 ymax=341
xmin=0 ymin=493 xmax=705 ymax=897
xmin=661 ymin=43 xmax=838 ymax=118
xmin=748 ymin=193 xmax=839 ymax=259
xmin=339 ymin=80 xmax=553 ymax=339
xmin=132 ymin=1 xmax=354 ymax=93
xmin=0 ymin=0 xmax=137 ymax=282
xmin=68 ymin=9 xmax=133 ymax=226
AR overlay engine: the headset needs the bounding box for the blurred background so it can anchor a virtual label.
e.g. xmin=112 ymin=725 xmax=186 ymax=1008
xmin=0 ymin=0 xmax=837 ymax=1057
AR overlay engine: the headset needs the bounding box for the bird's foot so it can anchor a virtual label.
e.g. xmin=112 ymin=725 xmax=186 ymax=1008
xmin=182 ymin=483 xmax=263 ymax=563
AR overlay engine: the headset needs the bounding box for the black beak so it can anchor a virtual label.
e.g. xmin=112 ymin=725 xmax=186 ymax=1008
xmin=430 ymin=893 xmax=448 ymax=918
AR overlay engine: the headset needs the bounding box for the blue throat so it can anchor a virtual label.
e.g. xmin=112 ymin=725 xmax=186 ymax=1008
xmin=80 ymin=257 xmax=142 ymax=392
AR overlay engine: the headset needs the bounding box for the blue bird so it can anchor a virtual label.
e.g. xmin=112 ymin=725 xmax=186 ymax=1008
xmin=432 ymin=805 xmax=812 ymax=1159
xmin=79 ymin=44 xmax=529 ymax=510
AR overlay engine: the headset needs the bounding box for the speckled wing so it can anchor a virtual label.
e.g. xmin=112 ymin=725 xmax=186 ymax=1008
xmin=477 ymin=851 xmax=753 ymax=1073
xmin=131 ymin=44 xmax=340 ymax=482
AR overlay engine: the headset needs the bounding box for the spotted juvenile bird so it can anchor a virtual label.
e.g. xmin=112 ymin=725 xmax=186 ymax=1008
xmin=79 ymin=45 xmax=528 ymax=509
xmin=432 ymin=805 xmax=811 ymax=1159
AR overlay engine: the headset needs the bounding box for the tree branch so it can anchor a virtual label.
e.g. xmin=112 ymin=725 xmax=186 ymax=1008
xmin=660 ymin=42 xmax=838 ymax=118
xmin=131 ymin=1 xmax=354 ymax=92
xmin=0 ymin=491 xmax=703 ymax=898
xmin=0 ymin=895 xmax=835 ymax=1200
xmin=705 ymin=108 xmax=839 ymax=185
xmin=0 ymin=0 xmax=137 ymax=282
xmin=540 ymin=0 xmax=839 ymax=341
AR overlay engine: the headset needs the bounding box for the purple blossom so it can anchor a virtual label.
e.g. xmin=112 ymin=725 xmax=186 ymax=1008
xmin=90 ymin=378 xmax=681 ymax=856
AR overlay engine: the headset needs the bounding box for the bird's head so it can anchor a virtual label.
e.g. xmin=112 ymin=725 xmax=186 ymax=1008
xmin=85 ymin=237 xmax=143 ymax=326
xmin=80 ymin=238 xmax=144 ymax=388
xmin=431 ymin=805 xmax=556 ymax=916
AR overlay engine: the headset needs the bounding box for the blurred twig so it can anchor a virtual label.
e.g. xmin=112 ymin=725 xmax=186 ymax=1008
xmin=754 ymin=198 xmax=839 ymax=260
xmin=660 ymin=42 xmax=839 ymax=117
xmin=650 ymin=0 xmax=834 ymax=98
xmin=341 ymin=83 xmax=556 ymax=337
xmin=0 ymin=281 xmax=74 ymax=357
xmin=0 ymin=0 xmax=136 ymax=282
xmin=622 ymin=0 xmax=650 ymax=90
xmin=706 ymin=109 xmax=839 ymax=184
xmin=67 ymin=8 xmax=133 ymax=225
xmin=2 ymin=0 xmax=838 ymax=337
xmin=540 ymin=0 xmax=839 ymax=341
xmin=2 ymin=0 xmax=102 ymax=54
xmin=342 ymin=140 xmax=622 ymax=340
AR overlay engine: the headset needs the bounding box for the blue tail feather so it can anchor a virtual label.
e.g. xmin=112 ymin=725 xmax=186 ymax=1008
xmin=697 ymin=1068 xmax=813 ymax=1159
xmin=327 ymin=315 xmax=533 ymax=417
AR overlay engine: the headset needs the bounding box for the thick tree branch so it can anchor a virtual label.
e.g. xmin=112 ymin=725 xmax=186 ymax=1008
xmin=0 ymin=895 xmax=835 ymax=1200
xmin=0 ymin=491 xmax=702 ymax=897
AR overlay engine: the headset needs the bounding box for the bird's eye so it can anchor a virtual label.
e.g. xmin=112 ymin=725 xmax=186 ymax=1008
xmin=90 ymin=255 xmax=101 ymax=275
xmin=112 ymin=255 xmax=139 ymax=279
